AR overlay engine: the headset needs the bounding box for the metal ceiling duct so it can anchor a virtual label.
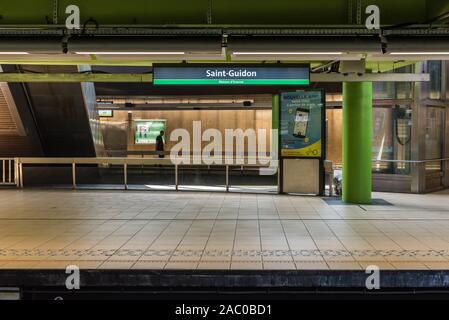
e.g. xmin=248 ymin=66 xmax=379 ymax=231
xmin=0 ymin=37 xmax=63 ymax=54
xmin=227 ymin=36 xmax=382 ymax=54
xmin=386 ymin=36 xmax=449 ymax=54
xmin=365 ymin=36 xmax=449 ymax=60
xmin=67 ymin=36 xmax=223 ymax=54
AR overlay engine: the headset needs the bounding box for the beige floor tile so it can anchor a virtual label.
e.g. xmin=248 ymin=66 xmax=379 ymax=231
xmin=74 ymin=261 xmax=104 ymax=269
xmin=390 ymin=262 xmax=429 ymax=270
xmin=132 ymin=261 xmax=167 ymax=269
xmin=263 ymin=262 xmax=296 ymax=270
xmin=423 ymin=262 xmax=449 ymax=270
xmin=32 ymin=260 xmax=77 ymax=269
xmin=0 ymin=190 xmax=448 ymax=271
xmin=164 ymin=262 xmax=198 ymax=270
xmin=357 ymin=261 xmax=396 ymax=270
xmin=326 ymin=261 xmax=363 ymax=270
xmin=197 ymin=262 xmax=231 ymax=270
xmin=99 ymin=261 xmax=136 ymax=269
xmin=0 ymin=261 xmax=40 ymax=269
xmin=230 ymin=262 xmax=263 ymax=270
xmin=295 ymin=261 xmax=329 ymax=270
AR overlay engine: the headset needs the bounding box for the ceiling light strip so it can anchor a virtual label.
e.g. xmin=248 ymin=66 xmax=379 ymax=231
xmin=389 ymin=52 xmax=449 ymax=55
xmin=75 ymin=52 xmax=185 ymax=55
xmin=0 ymin=52 xmax=30 ymax=55
xmin=232 ymin=52 xmax=343 ymax=55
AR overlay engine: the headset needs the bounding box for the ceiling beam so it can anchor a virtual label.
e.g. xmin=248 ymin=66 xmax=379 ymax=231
xmin=0 ymin=72 xmax=429 ymax=83
xmin=0 ymin=0 xmax=433 ymax=26
xmin=311 ymin=73 xmax=429 ymax=82
xmin=0 ymin=73 xmax=153 ymax=82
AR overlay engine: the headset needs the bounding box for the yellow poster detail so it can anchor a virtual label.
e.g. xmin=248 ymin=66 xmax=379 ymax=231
xmin=281 ymin=140 xmax=321 ymax=157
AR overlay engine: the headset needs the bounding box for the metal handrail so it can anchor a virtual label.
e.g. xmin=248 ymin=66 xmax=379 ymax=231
xmin=0 ymin=158 xmax=16 ymax=186
xmin=17 ymin=157 xmax=275 ymax=165
xmin=372 ymin=158 xmax=449 ymax=164
xmin=16 ymin=157 xmax=279 ymax=192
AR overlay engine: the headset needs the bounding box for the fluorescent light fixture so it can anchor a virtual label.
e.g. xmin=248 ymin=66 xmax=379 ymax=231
xmin=96 ymin=98 xmax=255 ymax=105
xmin=0 ymin=52 xmax=29 ymax=55
xmin=232 ymin=52 xmax=343 ymax=55
xmin=389 ymin=52 xmax=449 ymax=55
xmin=75 ymin=51 xmax=185 ymax=55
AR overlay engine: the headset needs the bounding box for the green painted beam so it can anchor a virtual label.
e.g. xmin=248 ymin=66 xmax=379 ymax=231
xmin=342 ymin=82 xmax=372 ymax=204
xmin=0 ymin=73 xmax=153 ymax=82
xmin=365 ymin=61 xmax=417 ymax=73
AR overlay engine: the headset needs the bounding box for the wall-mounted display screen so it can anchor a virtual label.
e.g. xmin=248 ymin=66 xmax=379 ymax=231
xmin=134 ymin=120 xmax=166 ymax=144
xmin=280 ymin=91 xmax=324 ymax=158
xmin=98 ymin=109 xmax=114 ymax=117
xmin=153 ymin=64 xmax=310 ymax=86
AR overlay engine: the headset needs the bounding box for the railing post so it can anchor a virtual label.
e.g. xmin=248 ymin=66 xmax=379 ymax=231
xmin=2 ymin=159 xmax=5 ymax=184
xmin=225 ymin=165 xmax=229 ymax=192
xmin=8 ymin=159 xmax=11 ymax=183
xmin=19 ymin=162 xmax=23 ymax=189
xmin=277 ymin=163 xmax=281 ymax=194
xmin=14 ymin=159 xmax=18 ymax=188
xmin=124 ymin=162 xmax=128 ymax=190
xmin=72 ymin=162 xmax=76 ymax=189
xmin=175 ymin=164 xmax=179 ymax=191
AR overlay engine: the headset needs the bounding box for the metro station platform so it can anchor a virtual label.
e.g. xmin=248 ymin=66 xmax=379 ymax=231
xmin=1 ymin=189 xmax=449 ymax=297
xmin=0 ymin=189 xmax=449 ymax=271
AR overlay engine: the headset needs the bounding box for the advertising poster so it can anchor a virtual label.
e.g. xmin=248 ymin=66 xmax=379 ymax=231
xmin=134 ymin=120 xmax=166 ymax=144
xmin=280 ymin=91 xmax=324 ymax=157
xmin=98 ymin=109 xmax=113 ymax=117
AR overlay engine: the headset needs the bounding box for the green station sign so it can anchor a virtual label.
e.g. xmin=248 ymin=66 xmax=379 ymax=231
xmin=153 ymin=64 xmax=310 ymax=86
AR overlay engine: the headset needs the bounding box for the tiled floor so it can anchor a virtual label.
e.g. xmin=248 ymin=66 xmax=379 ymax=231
xmin=1 ymin=189 xmax=449 ymax=270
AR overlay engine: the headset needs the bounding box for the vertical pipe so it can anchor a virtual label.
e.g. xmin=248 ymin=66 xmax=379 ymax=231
xmin=14 ymin=159 xmax=19 ymax=188
xmin=19 ymin=162 xmax=23 ymax=189
xmin=72 ymin=162 xmax=76 ymax=189
xmin=444 ymin=60 xmax=449 ymax=188
xmin=225 ymin=165 xmax=229 ymax=192
xmin=175 ymin=164 xmax=179 ymax=191
xmin=124 ymin=162 xmax=128 ymax=190
xmin=272 ymin=94 xmax=280 ymax=194
xmin=342 ymin=82 xmax=373 ymax=204
xmin=411 ymin=63 xmax=427 ymax=193
xmin=277 ymin=167 xmax=281 ymax=194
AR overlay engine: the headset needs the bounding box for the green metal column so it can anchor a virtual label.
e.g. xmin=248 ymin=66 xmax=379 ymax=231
xmin=342 ymin=82 xmax=373 ymax=204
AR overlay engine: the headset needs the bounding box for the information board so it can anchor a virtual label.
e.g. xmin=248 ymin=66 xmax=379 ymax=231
xmin=134 ymin=120 xmax=166 ymax=144
xmin=153 ymin=64 xmax=310 ymax=86
xmin=98 ymin=109 xmax=113 ymax=117
xmin=280 ymin=91 xmax=324 ymax=158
